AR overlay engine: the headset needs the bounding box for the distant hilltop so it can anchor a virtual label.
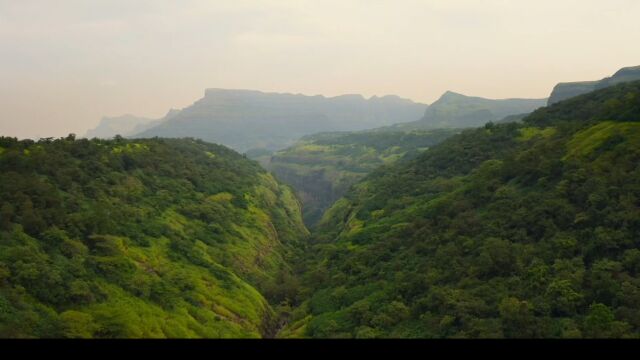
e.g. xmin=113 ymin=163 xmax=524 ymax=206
xmin=391 ymin=91 xmax=547 ymax=130
xmin=548 ymin=65 xmax=640 ymax=105
xmin=84 ymin=109 xmax=179 ymax=139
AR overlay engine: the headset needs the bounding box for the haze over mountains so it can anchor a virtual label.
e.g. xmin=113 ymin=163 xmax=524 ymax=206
xmin=84 ymin=110 xmax=180 ymax=139
xmin=84 ymin=115 xmax=158 ymax=139
xmin=79 ymin=65 xmax=640 ymax=156
xmin=84 ymin=90 xmax=547 ymax=148
xmin=132 ymin=89 xmax=428 ymax=152
xmin=85 ymin=89 xmax=547 ymax=153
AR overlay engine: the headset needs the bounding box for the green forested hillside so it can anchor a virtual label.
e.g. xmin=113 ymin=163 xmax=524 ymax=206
xmin=2 ymin=81 xmax=640 ymax=339
xmin=0 ymin=136 xmax=307 ymax=338
xmin=267 ymin=129 xmax=459 ymax=227
xmin=287 ymin=81 xmax=640 ymax=338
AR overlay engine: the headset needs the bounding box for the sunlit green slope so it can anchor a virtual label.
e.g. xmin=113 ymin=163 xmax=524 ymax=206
xmin=0 ymin=136 xmax=307 ymax=338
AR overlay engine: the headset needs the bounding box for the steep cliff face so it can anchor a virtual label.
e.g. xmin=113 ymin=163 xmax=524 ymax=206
xmin=133 ymin=89 xmax=428 ymax=153
xmin=548 ymin=65 xmax=640 ymax=105
xmin=547 ymin=81 xmax=599 ymax=106
xmin=597 ymin=66 xmax=640 ymax=89
xmin=267 ymin=129 xmax=459 ymax=227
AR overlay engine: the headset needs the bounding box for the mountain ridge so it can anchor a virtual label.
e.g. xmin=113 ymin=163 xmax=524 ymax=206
xmin=391 ymin=91 xmax=547 ymax=130
xmin=548 ymin=65 xmax=640 ymax=105
xmin=133 ymin=89 xmax=428 ymax=152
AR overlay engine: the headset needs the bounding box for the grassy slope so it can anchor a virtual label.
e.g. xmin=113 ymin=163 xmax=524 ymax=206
xmin=0 ymin=137 xmax=307 ymax=338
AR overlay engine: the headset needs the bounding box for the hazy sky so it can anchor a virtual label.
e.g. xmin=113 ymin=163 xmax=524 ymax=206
xmin=1 ymin=0 xmax=639 ymax=138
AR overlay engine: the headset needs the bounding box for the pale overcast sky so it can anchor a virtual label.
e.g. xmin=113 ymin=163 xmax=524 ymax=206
xmin=1 ymin=0 xmax=639 ymax=138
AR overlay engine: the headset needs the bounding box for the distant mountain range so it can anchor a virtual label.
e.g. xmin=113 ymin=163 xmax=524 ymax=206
xmin=548 ymin=65 xmax=640 ymax=105
xmin=83 ymin=65 xmax=640 ymax=151
xmin=131 ymin=89 xmax=427 ymax=152
xmin=84 ymin=109 xmax=180 ymax=139
xmin=84 ymin=114 xmax=157 ymax=139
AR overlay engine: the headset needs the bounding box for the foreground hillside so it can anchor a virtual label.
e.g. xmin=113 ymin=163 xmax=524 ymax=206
xmin=0 ymin=136 xmax=308 ymax=338
xmin=287 ymin=81 xmax=640 ymax=338
xmin=134 ymin=89 xmax=427 ymax=152
xmin=267 ymin=129 xmax=459 ymax=227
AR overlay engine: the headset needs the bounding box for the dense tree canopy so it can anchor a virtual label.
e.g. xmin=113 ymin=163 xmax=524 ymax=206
xmin=0 ymin=136 xmax=307 ymax=338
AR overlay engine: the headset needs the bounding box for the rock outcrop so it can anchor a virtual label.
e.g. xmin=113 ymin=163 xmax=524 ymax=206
xmin=548 ymin=65 xmax=640 ymax=105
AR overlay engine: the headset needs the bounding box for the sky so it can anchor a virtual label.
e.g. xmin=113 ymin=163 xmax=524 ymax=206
xmin=1 ymin=0 xmax=639 ymax=139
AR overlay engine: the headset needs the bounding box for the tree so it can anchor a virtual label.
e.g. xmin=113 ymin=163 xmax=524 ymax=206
xmin=545 ymin=279 xmax=583 ymax=316
xmin=588 ymin=259 xmax=623 ymax=305
xmin=582 ymin=303 xmax=630 ymax=338
xmin=0 ymin=203 xmax=13 ymax=230
xmin=498 ymin=297 xmax=535 ymax=338
xmin=20 ymin=198 xmax=46 ymax=235
xmin=355 ymin=326 xmax=379 ymax=338
xmin=622 ymin=249 xmax=640 ymax=275
xmin=41 ymin=227 xmax=69 ymax=246
xmin=59 ymin=310 xmax=96 ymax=338
xmin=0 ymin=262 xmax=10 ymax=284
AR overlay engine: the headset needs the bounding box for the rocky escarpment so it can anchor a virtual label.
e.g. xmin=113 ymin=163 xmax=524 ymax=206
xmin=548 ymin=65 xmax=640 ymax=105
